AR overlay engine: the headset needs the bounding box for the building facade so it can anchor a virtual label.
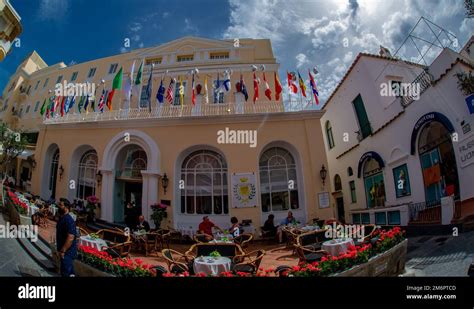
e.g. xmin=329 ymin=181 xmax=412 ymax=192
xmin=0 ymin=36 xmax=335 ymax=232
xmin=320 ymin=37 xmax=474 ymax=227
xmin=0 ymin=0 xmax=21 ymax=61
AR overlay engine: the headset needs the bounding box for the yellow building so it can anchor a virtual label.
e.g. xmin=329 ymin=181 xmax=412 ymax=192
xmin=0 ymin=36 xmax=334 ymax=233
xmin=0 ymin=0 xmax=21 ymax=61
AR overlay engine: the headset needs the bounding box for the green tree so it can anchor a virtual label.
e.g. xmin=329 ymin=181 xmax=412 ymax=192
xmin=0 ymin=121 xmax=28 ymax=206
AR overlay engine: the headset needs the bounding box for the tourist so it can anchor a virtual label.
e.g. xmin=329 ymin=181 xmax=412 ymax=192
xmin=229 ymin=216 xmax=240 ymax=237
xmin=282 ymin=211 xmax=297 ymax=226
xmin=56 ymin=201 xmax=77 ymax=277
xmin=263 ymin=214 xmax=277 ymax=237
xmin=136 ymin=215 xmax=151 ymax=232
xmin=198 ymin=216 xmax=222 ymax=240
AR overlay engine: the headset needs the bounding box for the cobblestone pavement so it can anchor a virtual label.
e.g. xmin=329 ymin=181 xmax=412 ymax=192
xmin=403 ymin=231 xmax=474 ymax=276
xmin=0 ymin=214 xmax=51 ymax=277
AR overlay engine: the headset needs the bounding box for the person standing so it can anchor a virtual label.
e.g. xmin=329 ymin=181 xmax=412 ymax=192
xmin=56 ymin=201 xmax=77 ymax=277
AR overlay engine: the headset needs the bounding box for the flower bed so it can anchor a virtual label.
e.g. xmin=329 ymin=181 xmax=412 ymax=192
xmin=77 ymin=245 xmax=156 ymax=277
xmin=286 ymin=227 xmax=406 ymax=277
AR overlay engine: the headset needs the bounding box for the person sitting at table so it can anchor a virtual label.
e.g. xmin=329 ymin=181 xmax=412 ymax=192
xmin=263 ymin=214 xmax=277 ymax=238
xmin=136 ymin=215 xmax=151 ymax=232
xmin=198 ymin=216 xmax=222 ymax=241
xmin=282 ymin=211 xmax=297 ymax=226
xmin=229 ymin=216 xmax=241 ymax=237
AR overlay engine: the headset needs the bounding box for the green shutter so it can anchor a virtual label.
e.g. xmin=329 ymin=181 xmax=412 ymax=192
xmin=353 ymin=95 xmax=371 ymax=138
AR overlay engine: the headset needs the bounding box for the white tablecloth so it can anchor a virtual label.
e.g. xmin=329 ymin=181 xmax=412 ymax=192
xmin=79 ymin=236 xmax=108 ymax=251
xmin=177 ymin=226 xmax=195 ymax=238
xmin=300 ymin=225 xmax=321 ymax=232
xmin=322 ymin=238 xmax=354 ymax=256
xmin=193 ymin=256 xmax=231 ymax=276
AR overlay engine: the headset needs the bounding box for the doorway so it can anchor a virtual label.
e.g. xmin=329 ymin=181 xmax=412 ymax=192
xmin=125 ymin=181 xmax=142 ymax=214
xmin=336 ymin=197 xmax=345 ymax=223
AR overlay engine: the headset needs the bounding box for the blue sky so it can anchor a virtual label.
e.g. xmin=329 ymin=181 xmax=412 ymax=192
xmin=1 ymin=0 xmax=472 ymax=105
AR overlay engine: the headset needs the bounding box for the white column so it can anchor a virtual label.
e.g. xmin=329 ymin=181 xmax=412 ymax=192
xmin=100 ymin=169 xmax=114 ymax=222
xmin=141 ymin=170 xmax=160 ymax=227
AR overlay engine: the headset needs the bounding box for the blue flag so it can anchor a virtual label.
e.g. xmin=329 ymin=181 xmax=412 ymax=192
xmin=240 ymin=74 xmax=248 ymax=101
xmin=68 ymin=96 xmax=76 ymax=113
xmin=145 ymin=69 xmax=153 ymax=111
xmin=156 ymin=80 xmax=165 ymax=103
xmin=64 ymin=97 xmax=71 ymax=114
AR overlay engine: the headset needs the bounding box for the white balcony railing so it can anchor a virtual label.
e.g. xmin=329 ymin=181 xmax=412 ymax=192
xmin=42 ymin=101 xmax=299 ymax=124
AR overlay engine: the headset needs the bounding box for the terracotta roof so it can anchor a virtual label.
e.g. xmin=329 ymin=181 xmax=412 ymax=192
xmin=321 ymin=53 xmax=425 ymax=110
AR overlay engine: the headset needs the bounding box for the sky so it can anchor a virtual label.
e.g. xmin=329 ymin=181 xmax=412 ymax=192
xmin=0 ymin=0 xmax=472 ymax=107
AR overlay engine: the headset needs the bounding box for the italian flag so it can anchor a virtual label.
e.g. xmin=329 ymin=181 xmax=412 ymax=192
xmin=107 ymin=67 xmax=123 ymax=111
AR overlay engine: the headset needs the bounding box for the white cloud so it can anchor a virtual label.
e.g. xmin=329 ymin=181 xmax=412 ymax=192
xmin=130 ymin=22 xmax=142 ymax=32
xmin=295 ymin=53 xmax=309 ymax=68
xmin=37 ymin=0 xmax=70 ymax=22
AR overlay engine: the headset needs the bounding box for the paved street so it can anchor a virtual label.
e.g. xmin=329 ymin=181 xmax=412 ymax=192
xmin=0 ymin=214 xmax=51 ymax=277
xmin=404 ymin=231 xmax=474 ymax=276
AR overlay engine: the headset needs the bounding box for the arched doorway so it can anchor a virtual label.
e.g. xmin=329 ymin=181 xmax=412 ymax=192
xmin=358 ymin=151 xmax=386 ymax=208
xmin=68 ymin=145 xmax=98 ymax=202
xmin=114 ymin=145 xmax=147 ymax=223
xmin=333 ymin=174 xmax=344 ymax=222
xmin=41 ymin=143 xmax=59 ymax=199
xmin=418 ymin=121 xmax=460 ymax=203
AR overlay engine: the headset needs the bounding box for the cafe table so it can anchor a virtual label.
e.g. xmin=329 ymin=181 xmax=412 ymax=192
xmin=79 ymin=235 xmax=108 ymax=251
xmin=193 ymin=256 xmax=232 ymax=276
xmin=321 ymin=238 xmax=354 ymax=256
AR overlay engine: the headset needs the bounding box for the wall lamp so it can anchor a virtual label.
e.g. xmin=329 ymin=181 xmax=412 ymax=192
xmin=96 ymin=170 xmax=102 ymax=186
xmin=58 ymin=165 xmax=64 ymax=179
xmin=320 ymin=164 xmax=327 ymax=186
xmin=161 ymin=173 xmax=169 ymax=195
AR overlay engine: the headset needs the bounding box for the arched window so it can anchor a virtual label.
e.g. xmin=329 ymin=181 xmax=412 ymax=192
xmin=347 ymin=167 xmax=353 ymax=176
xmin=119 ymin=147 xmax=147 ymax=178
xmin=334 ymin=174 xmax=342 ymax=191
xmin=180 ymin=150 xmax=228 ymax=215
xmin=49 ymin=149 xmax=59 ymax=192
xmin=77 ymin=150 xmax=98 ymax=200
xmin=259 ymin=147 xmax=299 ymax=212
xmin=326 ymin=121 xmax=335 ymax=149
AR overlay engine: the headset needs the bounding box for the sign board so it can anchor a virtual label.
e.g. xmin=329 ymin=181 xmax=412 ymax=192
xmin=318 ymin=192 xmax=330 ymax=209
xmin=466 ymin=94 xmax=474 ymax=114
xmin=458 ymin=133 xmax=474 ymax=168
xmin=231 ymin=173 xmax=257 ymax=208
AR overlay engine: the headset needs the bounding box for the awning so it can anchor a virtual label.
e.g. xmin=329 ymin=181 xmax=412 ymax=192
xmin=18 ymin=149 xmax=35 ymax=160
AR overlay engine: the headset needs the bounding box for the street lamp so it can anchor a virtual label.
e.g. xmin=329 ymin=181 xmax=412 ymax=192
xmin=320 ymin=165 xmax=327 ymax=186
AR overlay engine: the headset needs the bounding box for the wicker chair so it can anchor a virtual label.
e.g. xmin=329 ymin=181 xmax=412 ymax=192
xmin=186 ymin=243 xmax=244 ymax=259
xmin=353 ymin=224 xmax=377 ymax=246
xmin=161 ymin=249 xmax=194 ymax=274
xmin=155 ymin=229 xmax=172 ymax=250
xmin=78 ymin=227 xmax=89 ymax=237
xmin=107 ymin=240 xmax=133 ymax=258
xmin=282 ymin=226 xmax=303 ymax=253
xmin=296 ymin=229 xmax=329 ymax=250
xmin=233 ymin=233 xmax=253 ymax=248
xmin=232 ymin=250 xmax=265 ymax=273
xmin=96 ymin=229 xmax=132 ymax=257
xmin=295 ymin=245 xmax=329 ymax=264
xmin=142 ymin=232 xmax=161 ymax=256
xmin=194 ymin=233 xmax=211 ymax=243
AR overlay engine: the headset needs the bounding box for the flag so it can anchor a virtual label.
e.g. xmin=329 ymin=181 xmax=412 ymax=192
xmin=125 ymin=61 xmax=135 ymax=101
xmin=156 ymin=79 xmax=165 ymax=103
xmin=275 ymin=72 xmax=282 ymax=101
xmin=223 ymin=75 xmax=231 ymax=92
xmin=134 ymin=60 xmax=143 ymax=85
xmin=106 ymin=66 xmax=123 ymax=111
xmin=40 ymin=98 xmax=47 ymax=116
xmin=63 ymin=97 xmax=70 ymax=114
xmin=191 ymin=74 xmax=196 ymax=105
xmin=297 ymin=71 xmax=307 ymax=97
xmin=308 ymin=69 xmax=319 ymax=105
xmin=263 ymin=72 xmax=272 ymax=100
xmin=240 ymin=74 xmax=248 ymax=101
xmin=253 ymin=72 xmax=259 ymax=103
xmin=84 ymin=95 xmax=90 ymax=113
xmin=166 ymin=79 xmax=175 ymax=104
xmin=77 ymin=96 xmax=84 ymax=113
xmin=60 ymin=96 xmax=66 ymax=117
xmin=53 ymin=95 xmax=61 ymax=114
xmin=204 ymin=76 xmax=209 ymax=104
xmin=98 ymin=89 xmax=106 ymax=113
xmin=65 ymin=96 xmax=75 ymax=113
xmin=145 ymin=67 xmax=153 ymax=112
xmin=287 ymin=71 xmax=297 ymax=94
xmin=178 ymin=76 xmax=184 ymax=106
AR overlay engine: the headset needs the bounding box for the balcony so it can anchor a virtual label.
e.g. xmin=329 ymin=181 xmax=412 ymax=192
xmin=0 ymin=0 xmax=22 ymax=61
xmin=43 ymin=100 xmax=287 ymax=124
xmin=401 ymin=70 xmax=433 ymax=107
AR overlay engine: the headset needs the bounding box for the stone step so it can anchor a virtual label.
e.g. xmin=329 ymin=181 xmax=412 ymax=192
xmin=17 ymin=236 xmax=56 ymax=272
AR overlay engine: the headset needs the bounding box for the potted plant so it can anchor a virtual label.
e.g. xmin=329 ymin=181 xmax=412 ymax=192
xmin=151 ymin=203 xmax=168 ymax=228
xmin=86 ymin=196 xmax=99 ymax=222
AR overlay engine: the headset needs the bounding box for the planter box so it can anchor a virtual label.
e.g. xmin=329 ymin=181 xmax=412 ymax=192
xmin=74 ymin=260 xmax=115 ymax=277
xmin=19 ymin=214 xmax=32 ymax=226
xmin=336 ymin=239 xmax=408 ymax=277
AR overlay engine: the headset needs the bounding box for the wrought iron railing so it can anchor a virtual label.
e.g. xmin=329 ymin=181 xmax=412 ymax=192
xmin=401 ymin=70 xmax=433 ymax=107
xmin=408 ymin=200 xmax=441 ymax=222
xmin=43 ymin=101 xmax=292 ymax=124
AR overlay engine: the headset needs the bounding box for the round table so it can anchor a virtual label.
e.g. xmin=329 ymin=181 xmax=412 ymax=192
xmin=322 ymin=238 xmax=355 ymax=256
xmin=193 ymin=256 xmax=232 ymax=276
xmin=300 ymin=225 xmax=321 ymax=232
xmin=79 ymin=236 xmax=108 ymax=251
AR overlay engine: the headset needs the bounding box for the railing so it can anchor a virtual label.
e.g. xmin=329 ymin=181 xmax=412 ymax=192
xmin=401 ymin=70 xmax=433 ymax=107
xmin=408 ymin=200 xmax=441 ymax=223
xmin=43 ymin=101 xmax=292 ymax=124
